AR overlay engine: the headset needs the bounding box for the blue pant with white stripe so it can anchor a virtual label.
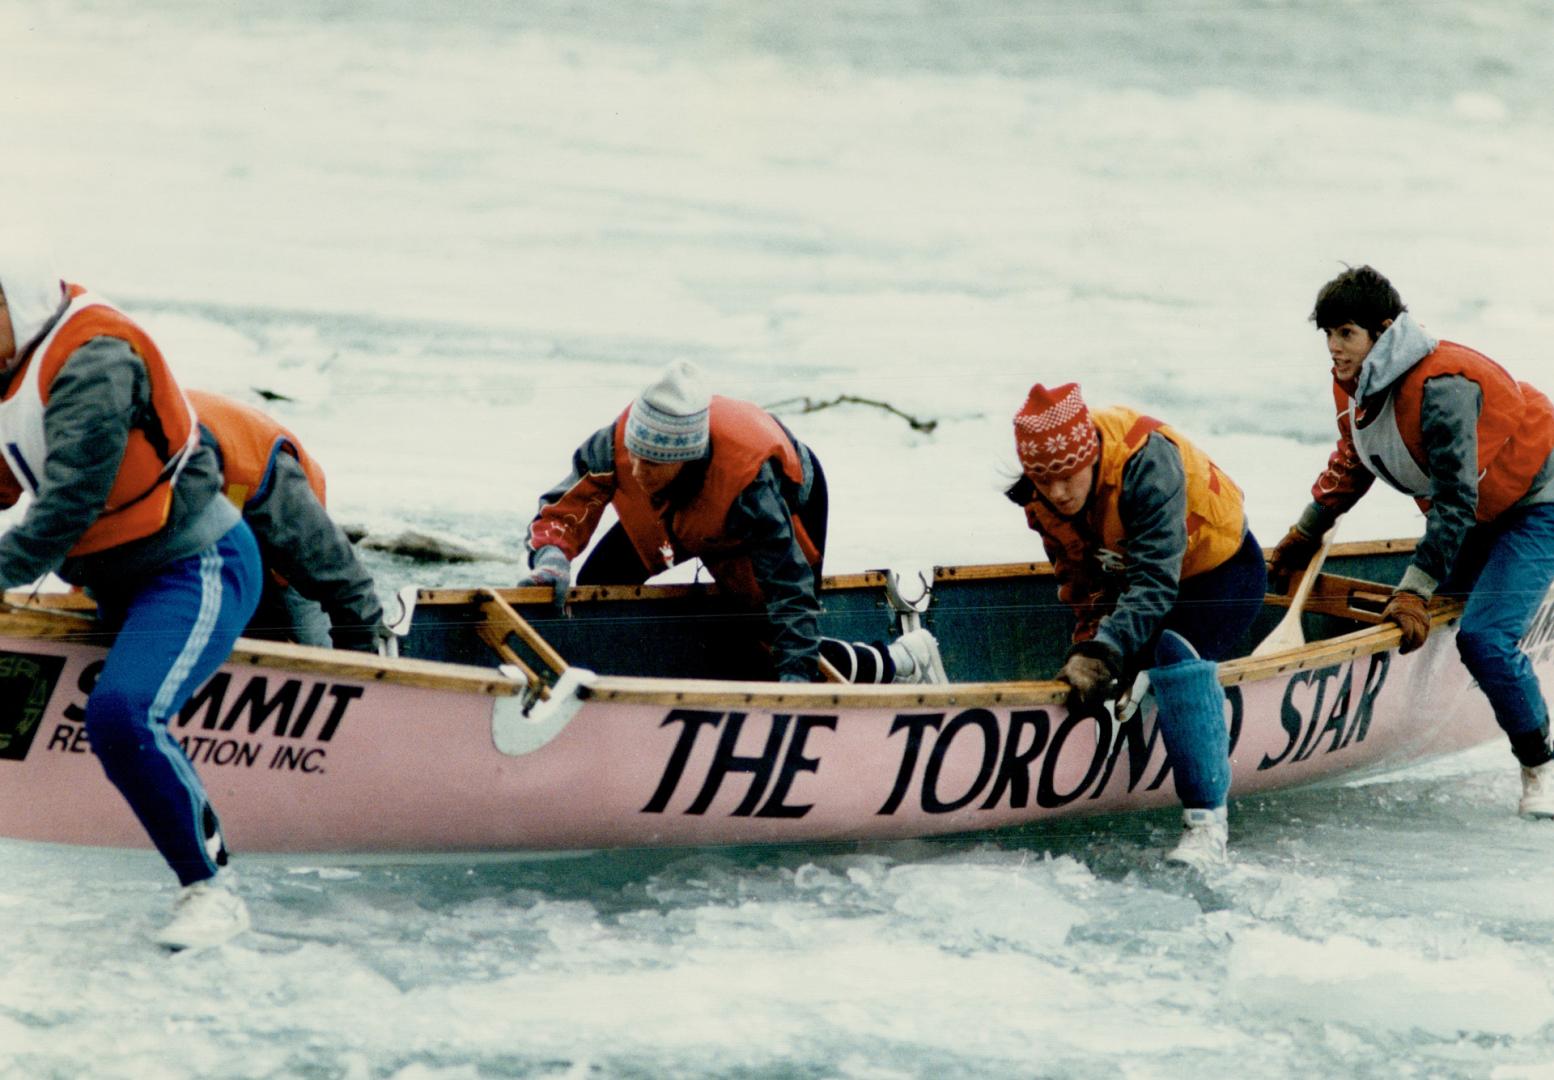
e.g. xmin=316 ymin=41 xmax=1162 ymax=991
xmin=86 ymin=522 xmax=262 ymax=886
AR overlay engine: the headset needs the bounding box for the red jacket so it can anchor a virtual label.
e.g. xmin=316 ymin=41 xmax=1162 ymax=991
xmin=1315 ymin=342 xmax=1554 ymax=521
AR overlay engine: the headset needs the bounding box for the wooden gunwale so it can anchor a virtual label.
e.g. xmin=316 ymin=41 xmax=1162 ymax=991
xmin=408 ymin=538 xmax=1419 ymax=609
xmin=0 ymin=605 xmax=521 ymax=698
xmin=3 ymin=537 xmax=1430 ymax=709
xmin=572 ymin=603 xmax=1461 ymax=709
xmin=923 ymin=540 xmax=1420 ymax=587
xmin=412 ymin=568 xmax=893 ymax=608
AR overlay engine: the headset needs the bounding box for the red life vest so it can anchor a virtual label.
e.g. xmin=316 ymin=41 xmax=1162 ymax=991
xmin=0 ymin=284 xmax=198 ymax=556
xmin=1337 ymin=341 xmax=1554 ymax=521
xmin=611 ymin=397 xmax=820 ymax=601
xmin=186 ymin=389 xmax=327 ymax=508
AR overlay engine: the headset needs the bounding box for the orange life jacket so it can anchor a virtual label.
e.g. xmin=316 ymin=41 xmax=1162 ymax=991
xmin=186 ymin=389 xmax=327 ymax=509
xmin=0 ymin=284 xmax=198 ymax=556
xmin=1024 ymin=407 xmax=1246 ymax=611
xmin=611 ymin=397 xmax=820 ymax=601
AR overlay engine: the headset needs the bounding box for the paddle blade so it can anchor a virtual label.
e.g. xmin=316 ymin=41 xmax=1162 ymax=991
xmin=1250 ymin=615 xmax=1307 ymax=658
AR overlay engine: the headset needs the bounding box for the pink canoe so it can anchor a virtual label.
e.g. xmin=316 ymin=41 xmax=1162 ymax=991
xmin=0 ymin=540 xmax=1527 ymax=855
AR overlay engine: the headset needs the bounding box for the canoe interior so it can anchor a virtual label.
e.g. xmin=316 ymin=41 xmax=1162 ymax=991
xmin=400 ymin=540 xmax=1414 ymax=685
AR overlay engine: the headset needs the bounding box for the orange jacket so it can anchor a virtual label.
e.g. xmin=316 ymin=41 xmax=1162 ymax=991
xmin=1021 ymin=407 xmax=1246 ymax=644
xmin=186 ymin=389 xmax=327 ymax=509
xmin=0 ymin=284 xmax=198 ymax=556
xmin=1337 ymin=341 xmax=1554 ymax=521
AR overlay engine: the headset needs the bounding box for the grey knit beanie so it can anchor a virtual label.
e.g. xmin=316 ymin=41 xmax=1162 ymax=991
xmin=625 ymin=359 xmax=711 ymax=463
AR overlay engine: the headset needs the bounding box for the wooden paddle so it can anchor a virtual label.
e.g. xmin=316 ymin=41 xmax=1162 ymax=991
xmin=818 ymin=656 xmax=847 ymax=683
xmin=476 ymin=588 xmax=570 ymax=698
xmin=1251 ymin=524 xmax=1339 ymax=658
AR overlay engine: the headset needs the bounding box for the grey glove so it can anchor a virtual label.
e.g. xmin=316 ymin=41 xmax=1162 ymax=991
xmin=520 ymin=545 xmax=571 ymax=612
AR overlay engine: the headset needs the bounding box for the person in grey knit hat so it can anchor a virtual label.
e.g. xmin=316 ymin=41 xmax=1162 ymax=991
xmin=520 ymin=360 xmax=944 ymax=684
xmin=621 ymin=358 xmax=712 ymax=463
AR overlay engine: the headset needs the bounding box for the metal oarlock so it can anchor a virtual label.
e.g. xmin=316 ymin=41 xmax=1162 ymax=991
xmin=1114 ymin=670 xmax=1153 ymax=724
xmin=886 ymin=568 xmax=933 ymax=634
xmin=493 ymin=663 xmax=596 ymax=756
xmin=385 ymin=585 xmax=419 ymax=637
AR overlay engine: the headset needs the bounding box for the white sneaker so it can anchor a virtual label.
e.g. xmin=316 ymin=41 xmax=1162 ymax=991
xmin=1165 ymin=807 xmax=1229 ymax=871
xmin=154 ymin=874 xmax=250 ymax=951
xmin=891 ymin=628 xmax=948 ymax=685
xmin=1520 ymin=761 xmax=1554 ymax=819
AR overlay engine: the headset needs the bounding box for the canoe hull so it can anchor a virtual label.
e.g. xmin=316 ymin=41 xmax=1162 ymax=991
xmin=0 ymin=615 xmax=1512 ymax=854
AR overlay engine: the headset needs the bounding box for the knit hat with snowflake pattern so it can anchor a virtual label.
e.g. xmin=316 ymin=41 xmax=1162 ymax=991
xmin=1013 ymin=382 xmax=1100 ymax=480
xmin=625 ymin=359 xmax=712 ymax=463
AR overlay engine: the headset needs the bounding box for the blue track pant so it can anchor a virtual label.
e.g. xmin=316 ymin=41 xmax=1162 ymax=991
xmin=1440 ymin=502 xmax=1554 ymax=767
xmin=85 ymin=522 xmax=262 ymax=885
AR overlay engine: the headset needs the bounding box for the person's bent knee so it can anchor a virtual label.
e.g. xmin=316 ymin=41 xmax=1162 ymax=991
xmin=83 ymin=685 xmax=158 ymax=757
xmin=1456 ymin=622 xmax=1520 ymax=673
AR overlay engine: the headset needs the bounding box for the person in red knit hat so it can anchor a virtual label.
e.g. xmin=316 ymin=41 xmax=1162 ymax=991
xmin=1007 ymin=382 xmax=1267 ymax=869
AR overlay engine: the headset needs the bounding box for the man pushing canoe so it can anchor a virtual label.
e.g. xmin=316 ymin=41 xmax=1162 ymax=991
xmin=0 ymin=260 xmax=259 ymax=949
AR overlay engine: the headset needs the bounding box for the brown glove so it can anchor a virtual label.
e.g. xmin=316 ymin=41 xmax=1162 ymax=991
xmin=1267 ymin=526 xmax=1322 ymax=594
xmin=1060 ymin=642 xmax=1121 ymax=712
xmin=1382 ymin=590 xmax=1430 ymax=654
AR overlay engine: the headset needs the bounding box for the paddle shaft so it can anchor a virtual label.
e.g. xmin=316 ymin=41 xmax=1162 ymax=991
xmin=1251 ymin=529 xmax=1337 ymax=657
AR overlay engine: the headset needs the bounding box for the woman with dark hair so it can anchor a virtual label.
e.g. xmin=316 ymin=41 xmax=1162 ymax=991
xmin=1269 ymin=265 xmax=1554 ymax=817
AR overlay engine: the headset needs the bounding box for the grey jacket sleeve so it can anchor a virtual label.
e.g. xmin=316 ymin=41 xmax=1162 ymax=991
xmin=244 ymin=452 xmax=384 ymax=647
xmin=1093 ymin=434 xmax=1188 ymax=668
xmin=1405 ymin=374 xmax=1483 ymax=594
xmin=725 ymin=461 xmax=822 ymax=682
xmin=0 ymin=337 xmax=140 ymax=589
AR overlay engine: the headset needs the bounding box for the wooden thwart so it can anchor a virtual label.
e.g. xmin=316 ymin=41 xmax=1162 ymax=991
xmin=1277 ymin=571 xmax=1392 ymax=624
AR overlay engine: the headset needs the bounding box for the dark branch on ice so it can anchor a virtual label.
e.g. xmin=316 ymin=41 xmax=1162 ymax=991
xmin=764 ymin=395 xmax=939 ymax=433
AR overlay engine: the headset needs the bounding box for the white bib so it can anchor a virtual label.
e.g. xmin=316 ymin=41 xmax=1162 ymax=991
xmin=1348 ymin=393 xmax=1431 ymax=497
